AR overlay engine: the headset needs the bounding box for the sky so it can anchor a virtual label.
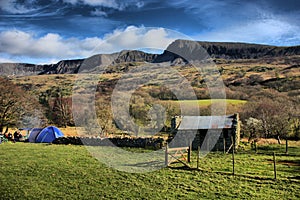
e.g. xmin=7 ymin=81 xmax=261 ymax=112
xmin=0 ymin=0 xmax=300 ymax=64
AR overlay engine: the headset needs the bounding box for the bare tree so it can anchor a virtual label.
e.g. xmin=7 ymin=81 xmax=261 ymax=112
xmin=241 ymin=94 xmax=294 ymax=144
xmin=51 ymin=89 xmax=73 ymax=128
xmin=95 ymin=98 xmax=114 ymax=137
xmin=0 ymin=77 xmax=43 ymax=132
xmin=244 ymin=117 xmax=263 ymax=142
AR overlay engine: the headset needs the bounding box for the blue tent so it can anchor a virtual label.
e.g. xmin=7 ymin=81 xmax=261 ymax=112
xmin=29 ymin=126 xmax=64 ymax=143
xmin=28 ymin=128 xmax=43 ymax=143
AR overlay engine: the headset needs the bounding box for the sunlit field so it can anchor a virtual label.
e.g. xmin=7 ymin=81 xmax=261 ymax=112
xmin=0 ymin=141 xmax=299 ymax=199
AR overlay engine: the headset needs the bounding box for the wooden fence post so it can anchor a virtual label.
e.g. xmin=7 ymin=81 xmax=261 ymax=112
xmin=165 ymin=144 xmax=168 ymax=166
xmin=285 ymin=139 xmax=288 ymax=155
xmin=197 ymin=145 xmax=200 ymax=169
xmin=273 ymin=152 xmax=277 ymax=180
xmin=231 ymin=136 xmax=235 ymax=176
xmin=188 ymin=144 xmax=191 ymax=163
xmin=223 ymin=133 xmax=226 ymax=154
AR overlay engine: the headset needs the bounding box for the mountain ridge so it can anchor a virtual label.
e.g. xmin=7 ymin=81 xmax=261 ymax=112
xmin=1 ymin=39 xmax=300 ymax=76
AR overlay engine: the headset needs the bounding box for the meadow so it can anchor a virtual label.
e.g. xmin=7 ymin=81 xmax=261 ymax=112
xmin=0 ymin=141 xmax=299 ymax=199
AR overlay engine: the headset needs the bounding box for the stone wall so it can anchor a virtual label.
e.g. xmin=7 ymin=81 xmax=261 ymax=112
xmin=53 ymin=136 xmax=164 ymax=150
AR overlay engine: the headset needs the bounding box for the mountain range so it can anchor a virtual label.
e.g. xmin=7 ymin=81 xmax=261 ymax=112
xmin=1 ymin=39 xmax=300 ymax=76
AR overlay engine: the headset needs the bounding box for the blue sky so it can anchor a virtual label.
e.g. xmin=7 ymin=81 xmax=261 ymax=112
xmin=0 ymin=0 xmax=300 ymax=64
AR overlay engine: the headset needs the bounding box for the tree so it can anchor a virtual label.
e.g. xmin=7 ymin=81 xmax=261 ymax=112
xmin=289 ymin=97 xmax=300 ymax=140
xmin=129 ymin=94 xmax=151 ymax=125
xmin=52 ymin=96 xmax=72 ymax=128
xmin=0 ymin=77 xmax=43 ymax=132
xmin=95 ymin=98 xmax=114 ymax=136
xmin=39 ymin=87 xmax=74 ymax=127
xmin=50 ymin=89 xmax=73 ymax=128
xmin=244 ymin=117 xmax=263 ymax=141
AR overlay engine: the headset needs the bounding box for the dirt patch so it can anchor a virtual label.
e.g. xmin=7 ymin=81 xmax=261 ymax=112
xmin=267 ymin=159 xmax=300 ymax=167
xmin=256 ymin=138 xmax=279 ymax=145
xmin=277 ymin=160 xmax=300 ymax=166
xmin=59 ymin=127 xmax=79 ymax=137
xmin=242 ymin=138 xmax=300 ymax=146
xmin=241 ymin=138 xmax=279 ymax=145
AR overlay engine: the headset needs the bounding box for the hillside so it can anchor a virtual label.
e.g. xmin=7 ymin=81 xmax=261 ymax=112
xmin=2 ymin=40 xmax=299 ymax=101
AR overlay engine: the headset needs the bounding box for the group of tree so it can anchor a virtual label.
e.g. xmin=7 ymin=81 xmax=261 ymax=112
xmin=39 ymin=87 xmax=74 ymax=128
xmin=241 ymin=89 xmax=300 ymax=143
xmin=0 ymin=77 xmax=45 ymax=133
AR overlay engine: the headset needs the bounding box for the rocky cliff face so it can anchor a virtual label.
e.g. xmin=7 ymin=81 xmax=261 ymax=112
xmin=0 ymin=50 xmax=157 ymax=76
xmin=113 ymin=50 xmax=158 ymax=64
xmin=197 ymin=41 xmax=300 ymax=59
xmin=0 ymin=60 xmax=84 ymax=76
xmin=1 ymin=39 xmax=300 ymax=76
xmin=155 ymin=39 xmax=300 ymax=61
xmin=0 ymin=63 xmax=49 ymax=76
xmin=41 ymin=59 xmax=84 ymax=74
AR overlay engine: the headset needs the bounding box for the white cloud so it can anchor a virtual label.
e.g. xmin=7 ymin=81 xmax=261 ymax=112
xmin=0 ymin=26 xmax=184 ymax=63
xmin=0 ymin=30 xmax=100 ymax=60
xmin=91 ymin=8 xmax=108 ymax=16
xmin=94 ymin=26 xmax=180 ymax=53
xmin=0 ymin=57 xmax=18 ymax=63
xmin=1 ymin=0 xmax=145 ymax=15
xmin=0 ymin=0 xmax=37 ymax=14
xmin=62 ymin=0 xmax=79 ymax=5
xmin=169 ymin=0 xmax=300 ymax=46
xmin=136 ymin=1 xmax=144 ymax=8
xmin=196 ymin=18 xmax=300 ymax=46
xmin=62 ymin=0 xmax=144 ymax=10
xmin=82 ymin=0 xmax=117 ymax=7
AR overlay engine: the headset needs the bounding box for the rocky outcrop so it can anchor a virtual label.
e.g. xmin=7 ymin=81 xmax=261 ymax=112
xmin=166 ymin=39 xmax=300 ymax=60
xmin=113 ymin=50 xmax=158 ymax=63
xmin=0 ymin=50 xmax=157 ymax=76
xmin=0 ymin=63 xmax=49 ymax=76
xmin=41 ymin=59 xmax=84 ymax=74
xmin=0 ymin=60 xmax=83 ymax=76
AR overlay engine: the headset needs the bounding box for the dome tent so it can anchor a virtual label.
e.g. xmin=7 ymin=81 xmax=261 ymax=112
xmin=28 ymin=128 xmax=43 ymax=143
xmin=28 ymin=126 xmax=64 ymax=143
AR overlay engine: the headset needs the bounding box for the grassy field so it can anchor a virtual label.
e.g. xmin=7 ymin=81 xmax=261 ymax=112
xmin=161 ymin=99 xmax=246 ymax=117
xmin=0 ymin=141 xmax=299 ymax=199
xmin=178 ymin=99 xmax=247 ymax=106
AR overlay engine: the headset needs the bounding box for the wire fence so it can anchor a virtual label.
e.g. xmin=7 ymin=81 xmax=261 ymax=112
xmin=170 ymin=143 xmax=300 ymax=181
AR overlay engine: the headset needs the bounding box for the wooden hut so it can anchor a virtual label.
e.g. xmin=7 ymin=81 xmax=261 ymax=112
xmin=171 ymin=113 xmax=240 ymax=152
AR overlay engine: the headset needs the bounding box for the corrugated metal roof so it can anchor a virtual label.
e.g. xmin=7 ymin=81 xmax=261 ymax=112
xmin=178 ymin=115 xmax=234 ymax=130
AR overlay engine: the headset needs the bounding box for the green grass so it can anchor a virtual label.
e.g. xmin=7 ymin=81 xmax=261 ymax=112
xmin=178 ymin=99 xmax=247 ymax=106
xmin=0 ymin=142 xmax=299 ymax=199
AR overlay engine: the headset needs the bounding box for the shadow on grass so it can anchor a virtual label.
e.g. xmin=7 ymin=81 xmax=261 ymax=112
xmin=288 ymin=175 xmax=300 ymax=180
xmin=257 ymin=145 xmax=298 ymax=152
xmin=168 ymin=165 xmax=193 ymax=171
xmin=166 ymin=165 xmax=300 ymax=183
xmin=238 ymin=148 xmax=299 ymax=157
xmin=122 ymin=160 xmax=165 ymax=168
